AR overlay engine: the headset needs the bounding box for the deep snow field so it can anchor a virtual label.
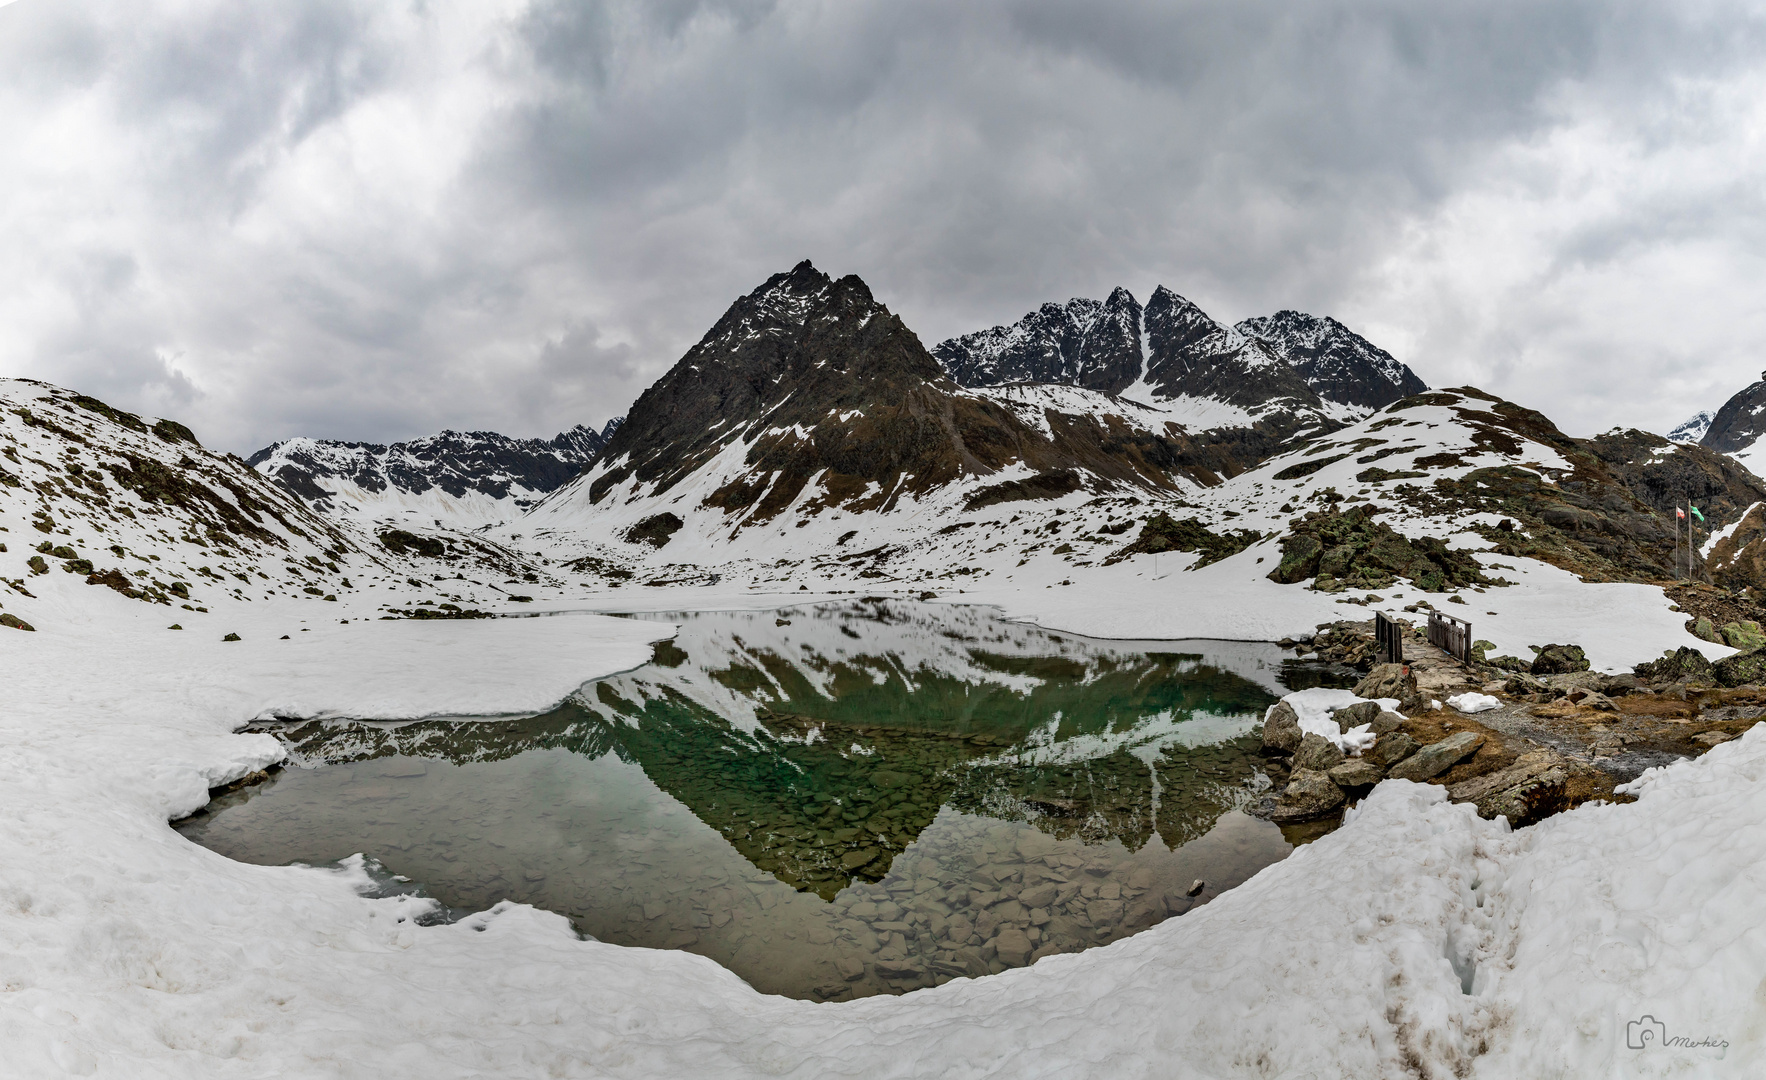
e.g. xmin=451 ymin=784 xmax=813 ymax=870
xmin=3 ymin=573 xmax=1764 ymax=1079
xmin=3 ymin=377 xmax=1761 ymax=1076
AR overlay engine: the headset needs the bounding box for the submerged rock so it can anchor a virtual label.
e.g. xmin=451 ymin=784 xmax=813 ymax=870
xmin=1388 ymin=731 xmax=1483 ymax=782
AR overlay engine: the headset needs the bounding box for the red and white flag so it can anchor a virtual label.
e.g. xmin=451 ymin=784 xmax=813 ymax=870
xmin=1677 ymin=507 xmax=1686 ymax=520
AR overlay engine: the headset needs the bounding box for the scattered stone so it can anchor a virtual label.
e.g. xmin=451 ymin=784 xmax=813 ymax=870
xmin=1269 ymin=770 xmax=1345 ymax=823
xmin=1186 ymin=880 xmax=1205 ymax=897
xmin=1370 ymin=732 xmax=1420 ymax=768
xmin=1530 ymin=644 xmax=1590 ymax=675
xmin=1332 ymin=700 xmax=1381 ymax=730
xmin=1388 ymin=731 xmax=1484 ymax=782
xmin=1260 ymin=700 xmax=1302 ymax=756
xmin=834 ymin=956 xmax=866 ymax=981
xmin=1327 ymin=759 xmax=1383 ymax=788
xmin=222 ymin=632 xmax=241 ymax=642
xmin=1293 ymin=733 xmax=1345 ymax=772
xmin=168 ymin=624 xmax=182 ymax=630
xmin=1578 ymin=691 xmax=1619 ymax=712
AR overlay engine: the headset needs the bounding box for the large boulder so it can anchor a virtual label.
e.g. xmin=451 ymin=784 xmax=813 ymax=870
xmin=1388 ymin=731 xmax=1484 ymax=782
xmin=1713 ymin=648 xmax=1766 ymax=688
xmin=1633 ymin=646 xmax=1712 ymax=686
xmin=1446 ymin=749 xmax=1571 ymax=826
xmin=1293 ymin=733 xmax=1346 ymax=772
xmin=1530 ymin=644 xmax=1589 ymax=675
xmin=1270 ymin=770 xmax=1345 ymax=823
xmin=1354 ymin=663 xmax=1421 ymax=710
xmin=1260 ymin=700 xmax=1302 ymax=755
xmin=1721 ymin=621 xmax=1766 ymax=651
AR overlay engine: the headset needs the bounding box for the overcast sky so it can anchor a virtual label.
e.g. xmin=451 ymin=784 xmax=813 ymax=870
xmin=3 ymin=0 xmax=1764 ymax=452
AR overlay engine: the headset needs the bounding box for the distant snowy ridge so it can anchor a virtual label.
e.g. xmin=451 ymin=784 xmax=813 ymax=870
xmin=936 ymin=288 xmax=1427 ymax=427
xmin=249 ymin=420 xmax=621 ymax=529
xmin=1670 ymin=410 xmax=1715 ymax=444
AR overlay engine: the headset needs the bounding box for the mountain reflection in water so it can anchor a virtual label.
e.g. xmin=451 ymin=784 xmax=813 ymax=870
xmin=180 ymin=601 xmax=1345 ymax=999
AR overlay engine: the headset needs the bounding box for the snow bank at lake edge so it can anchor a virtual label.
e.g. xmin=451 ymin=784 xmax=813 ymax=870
xmin=3 ymin=599 xmax=1761 ymax=1077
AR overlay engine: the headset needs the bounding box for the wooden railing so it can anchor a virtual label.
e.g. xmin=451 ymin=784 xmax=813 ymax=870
xmin=1374 ymin=611 xmax=1404 ymax=666
xmin=1429 ymin=610 xmax=1472 ymax=664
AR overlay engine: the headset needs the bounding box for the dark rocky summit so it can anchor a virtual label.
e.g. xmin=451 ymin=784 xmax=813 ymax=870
xmin=583 ymin=261 xmax=1237 ymax=524
xmin=1700 ymin=376 xmax=1766 ymax=457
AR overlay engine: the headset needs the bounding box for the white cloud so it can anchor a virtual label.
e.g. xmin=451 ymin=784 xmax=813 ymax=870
xmin=1 ymin=0 xmax=1764 ymax=450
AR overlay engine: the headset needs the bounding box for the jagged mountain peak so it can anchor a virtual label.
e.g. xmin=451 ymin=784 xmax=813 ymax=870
xmin=1236 ymin=309 xmax=1427 ymax=413
xmin=933 ymin=288 xmax=1143 ymax=394
xmin=249 ymin=422 xmax=615 ymax=528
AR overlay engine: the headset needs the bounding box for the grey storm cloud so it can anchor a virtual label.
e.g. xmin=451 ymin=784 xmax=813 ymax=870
xmin=2 ymin=0 xmax=1764 ymax=452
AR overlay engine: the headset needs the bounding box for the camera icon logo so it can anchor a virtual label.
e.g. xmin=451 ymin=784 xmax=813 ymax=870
xmin=1627 ymin=1015 xmax=1667 ymax=1050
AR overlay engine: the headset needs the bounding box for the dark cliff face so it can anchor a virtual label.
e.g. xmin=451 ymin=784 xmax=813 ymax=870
xmin=1141 ymin=287 xmax=1323 ymax=412
xmin=588 ymin=261 xmax=1235 ymax=521
xmin=933 ymin=288 xmax=1143 ymax=394
xmin=249 ymin=420 xmax=617 ymax=512
xmin=1701 ymin=379 xmax=1766 ymax=457
xmin=1236 ymin=310 xmax=1427 ymax=412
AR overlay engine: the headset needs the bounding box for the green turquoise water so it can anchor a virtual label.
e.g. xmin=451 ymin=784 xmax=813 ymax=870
xmin=176 ymin=601 xmax=1345 ymax=1000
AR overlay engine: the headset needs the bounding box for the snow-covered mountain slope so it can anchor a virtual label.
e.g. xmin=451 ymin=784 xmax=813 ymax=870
xmin=1670 ymin=409 xmax=1715 ymax=444
xmin=935 ymin=288 xmax=1428 ymax=454
xmin=514 ymin=262 xmax=1243 ymax=582
xmin=933 ymin=288 xmax=1143 ymax=394
xmin=0 ymin=379 xmax=558 ymax=635
xmin=249 ymin=421 xmax=620 ymax=530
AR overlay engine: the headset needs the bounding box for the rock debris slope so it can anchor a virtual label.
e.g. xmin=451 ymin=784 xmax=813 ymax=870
xmin=249 ymin=420 xmax=620 ymax=530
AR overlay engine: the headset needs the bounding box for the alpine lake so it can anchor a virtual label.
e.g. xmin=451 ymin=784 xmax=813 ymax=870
xmin=177 ymin=600 xmax=1356 ymax=1001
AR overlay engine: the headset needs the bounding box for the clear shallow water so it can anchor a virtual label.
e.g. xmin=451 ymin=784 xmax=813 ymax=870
xmin=177 ymin=600 xmax=1347 ymax=1000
